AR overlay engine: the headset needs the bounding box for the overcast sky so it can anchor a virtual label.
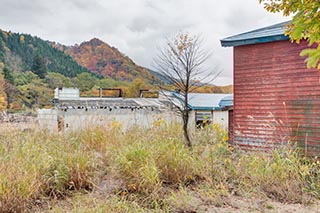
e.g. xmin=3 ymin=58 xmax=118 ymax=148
xmin=0 ymin=0 xmax=288 ymax=85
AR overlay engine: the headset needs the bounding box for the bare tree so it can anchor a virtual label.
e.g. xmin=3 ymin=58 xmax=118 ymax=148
xmin=155 ymin=32 xmax=219 ymax=148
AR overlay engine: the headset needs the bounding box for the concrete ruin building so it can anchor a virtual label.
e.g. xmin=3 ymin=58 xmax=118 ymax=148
xmin=38 ymin=88 xmax=233 ymax=132
xmin=38 ymin=88 xmax=177 ymax=132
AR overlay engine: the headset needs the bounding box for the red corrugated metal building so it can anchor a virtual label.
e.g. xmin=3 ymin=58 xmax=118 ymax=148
xmin=221 ymin=21 xmax=320 ymax=154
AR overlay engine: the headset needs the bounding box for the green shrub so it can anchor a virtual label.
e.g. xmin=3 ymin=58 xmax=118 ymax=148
xmin=155 ymin=137 xmax=198 ymax=185
xmin=114 ymin=143 xmax=161 ymax=194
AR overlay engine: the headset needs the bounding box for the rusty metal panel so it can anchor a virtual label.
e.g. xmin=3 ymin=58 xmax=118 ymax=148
xmin=233 ymin=40 xmax=320 ymax=154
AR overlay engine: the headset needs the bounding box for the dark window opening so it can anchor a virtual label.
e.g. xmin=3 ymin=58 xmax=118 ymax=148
xmin=195 ymin=111 xmax=212 ymax=128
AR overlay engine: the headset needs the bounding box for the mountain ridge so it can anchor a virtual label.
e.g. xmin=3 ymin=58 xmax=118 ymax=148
xmin=64 ymin=38 xmax=162 ymax=84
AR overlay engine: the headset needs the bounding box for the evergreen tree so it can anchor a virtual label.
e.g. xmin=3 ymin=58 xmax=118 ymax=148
xmin=31 ymin=54 xmax=47 ymax=78
xmin=2 ymin=66 xmax=14 ymax=84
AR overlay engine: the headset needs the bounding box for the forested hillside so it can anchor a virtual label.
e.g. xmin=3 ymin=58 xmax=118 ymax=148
xmin=64 ymin=38 xmax=160 ymax=84
xmin=0 ymin=30 xmax=90 ymax=77
xmin=0 ymin=30 xmax=97 ymax=111
xmin=0 ymin=30 xmax=161 ymax=111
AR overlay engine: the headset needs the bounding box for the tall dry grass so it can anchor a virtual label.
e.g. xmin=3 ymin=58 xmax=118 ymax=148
xmin=0 ymin=121 xmax=320 ymax=212
xmin=0 ymin=129 xmax=100 ymax=212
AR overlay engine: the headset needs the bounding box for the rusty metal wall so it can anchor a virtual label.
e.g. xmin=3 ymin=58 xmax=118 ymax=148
xmin=228 ymin=110 xmax=234 ymax=144
xmin=233 ymin=40 xmax=320 ymax=153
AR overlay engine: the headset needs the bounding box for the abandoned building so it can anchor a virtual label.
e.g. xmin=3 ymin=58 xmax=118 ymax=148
xmin=221 ymin=21 xmax=320 ymax=154
xmin=171 ymin=92 xmax=233 ymax=128
xmin=38 ymin=88 xmax=233 ymax=132
xmin=38 ymin=88 xmax=175 ymax=132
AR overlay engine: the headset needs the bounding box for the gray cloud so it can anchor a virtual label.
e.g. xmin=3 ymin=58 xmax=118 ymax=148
xmin=0 ymin=0 xmax=288 ymax=85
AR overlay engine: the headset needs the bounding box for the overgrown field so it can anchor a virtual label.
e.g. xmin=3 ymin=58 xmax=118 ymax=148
xmin=0 ymin=122 xmax=320 ymax=212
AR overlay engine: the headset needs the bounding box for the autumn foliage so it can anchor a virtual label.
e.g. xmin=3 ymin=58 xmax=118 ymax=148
xmin=0 ymin=73 xmax=7 ymax=111
xmin=65 ymin=38 xmax=160 ymax=84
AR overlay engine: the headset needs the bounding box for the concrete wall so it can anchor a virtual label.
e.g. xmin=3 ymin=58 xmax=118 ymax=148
xmin=38 ymin=108 xmax=179 ymax=132
xmin=38 ymin=108 xmax=229 ymax=132
xmin=37 ymin=109 xmax=58 ymax=131
xmin=54 ymin=88 xmax=80 ymax=100
xmin=213 ymin=111 xmax=229 ymax=130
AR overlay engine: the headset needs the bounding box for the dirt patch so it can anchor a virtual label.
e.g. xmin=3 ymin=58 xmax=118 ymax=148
xmin=36 ymin=191 xmax=320 ymax=212
xmin=204 ymin=196 xmax=320 ymax=213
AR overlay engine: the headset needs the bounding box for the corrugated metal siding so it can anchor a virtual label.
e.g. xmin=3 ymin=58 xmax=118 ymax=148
xmin=228 ymin=110 xmax=234 ymax=144
xmin=234 ymin=40 xmax=320 ymax=154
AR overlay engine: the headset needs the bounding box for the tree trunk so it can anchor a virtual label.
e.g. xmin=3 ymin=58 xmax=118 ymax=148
xmin=182 ymin=89 xmax=192 ymax=148
xmin=183 ymin=109 xmax=192 ymax=148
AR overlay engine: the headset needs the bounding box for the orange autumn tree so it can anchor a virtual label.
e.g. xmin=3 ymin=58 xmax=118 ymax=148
xmin=0 ymin=73 xmax=7 ymax=111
